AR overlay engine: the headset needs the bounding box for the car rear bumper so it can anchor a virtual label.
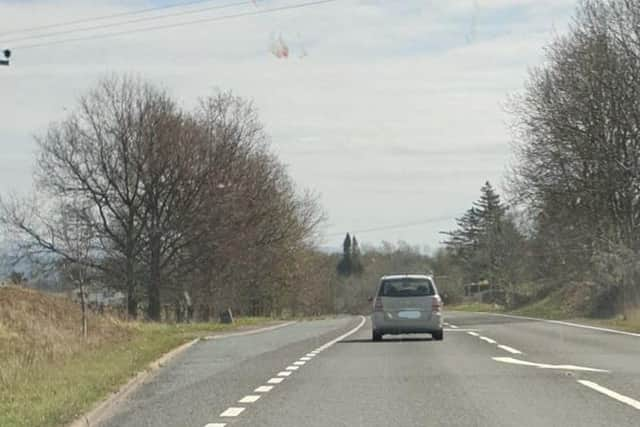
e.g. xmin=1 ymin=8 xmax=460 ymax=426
xmin=372 ymin=312 xmax=442 ymax=334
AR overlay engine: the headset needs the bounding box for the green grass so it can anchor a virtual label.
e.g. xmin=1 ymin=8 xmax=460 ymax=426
xmin=0 ymin=317 xmax=271 ymax=427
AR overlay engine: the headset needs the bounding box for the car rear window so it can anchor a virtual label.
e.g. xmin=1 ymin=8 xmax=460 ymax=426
xmin=379 ymin=279 xmax=435 ymax=297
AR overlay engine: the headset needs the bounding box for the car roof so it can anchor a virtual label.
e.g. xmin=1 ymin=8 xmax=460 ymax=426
xmin=381 ymin=274 xmax=432 ymax=280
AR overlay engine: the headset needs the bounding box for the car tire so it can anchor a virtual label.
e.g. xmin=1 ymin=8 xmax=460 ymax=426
xmin=432 ymin=330 xmax=444 ymax=341
xmin=372 ymin=330 xmax=382 ymax=342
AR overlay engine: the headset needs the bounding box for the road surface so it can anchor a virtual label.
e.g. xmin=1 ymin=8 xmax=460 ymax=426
xmin=97 ymin=312 xmax=640 ymax=427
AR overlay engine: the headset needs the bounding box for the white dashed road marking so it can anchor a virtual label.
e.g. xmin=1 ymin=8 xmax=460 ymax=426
xmin=578 ymin=380 xmax=640 ymax=410
xmin=493 ymin=357 xmax=609 ymax=372
xmin=467 ymin=331 xmax=480 ymax=337
xmin=479 ymin=336 xmax=497 ymax=344
xmin=449 ymin=324 xmax=459 ymax=329
xmin=497 ymin=344 xmax=523 ymax=354
xmin=220 ymin=407 xmax=245 ymax=417
xmin=204 ymin=316 xmax=367 ymax=427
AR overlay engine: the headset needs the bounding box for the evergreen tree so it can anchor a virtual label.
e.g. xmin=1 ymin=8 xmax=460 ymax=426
xmin=444 ymin=181 xmax=512 ymax=283
xmin=443 ymin=206 xmax=482 ymax=281
xmin=474 ymin=181 xmax=507 ymax=284
xmin=474 ymin=181 xmax=506 ymax=232
xmin=351 ymin=235 xmax=364 ymax=276
xmin=337 ymin=233 xmax=353 ymax=276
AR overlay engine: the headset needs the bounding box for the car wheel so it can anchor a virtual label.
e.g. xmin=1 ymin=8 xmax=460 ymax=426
xmin=372 ymin=330 xmax=382 ymax=341
xmin=432 ymin=330 xmax=444 ymax=341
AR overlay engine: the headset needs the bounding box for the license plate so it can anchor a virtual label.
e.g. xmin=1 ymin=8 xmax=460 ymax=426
xmin=398 ymin=311 xmax=420 ymax=319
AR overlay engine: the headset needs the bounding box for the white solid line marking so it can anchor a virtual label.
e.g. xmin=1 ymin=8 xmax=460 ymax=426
xmin=278 ymin=371 xmax=292 ymax=376
xmin=204 ymin=424 xmax=226 ymax=427
xmin=457 ymin=311 xmax=640 ymax=338
xmin=497 ymin=345 xmax=522 ymax=354
xmin=204 ymin=321 xmax=296 ymax=340
xmin=479 ymin=336 xmax=497 ymax=344
xmin=449 ymin=324 xmax=459 ymax=329
xmin=578 ymin=380 xmax=640 ymax=410
xmin=238 ymin=395 xmax=261 ymax=403
xmin=294 ymin=361 xmax=306 ymax=365
xmin=320 ymin=315 xmax=367 ymax=347
xmin=286 ymin=366 xmax=299 ymax=371
xmin=254 ymin=385 xmax=273 ymax=392
xmin=493 ymin=357 xmax=609 ymax=372
xmin=300 ymin=356 xmax=312 ymax=361
xmin=268 ymin=377 xmax=284 ymax=384
xmin=467 ymin=331 xmax=480 ymax=337
xmin=220 ymin=407 xmax=245 ymax=417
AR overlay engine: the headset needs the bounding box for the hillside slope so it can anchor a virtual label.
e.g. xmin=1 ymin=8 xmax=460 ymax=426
xmin=0 ymin=286 xmax=269 ymax=427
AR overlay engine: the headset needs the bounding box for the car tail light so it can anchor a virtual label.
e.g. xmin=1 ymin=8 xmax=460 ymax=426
xmin=432 ymin=297 xmax=442 ymax=313
xmin=374 ymin=298 xmax=383 ymax=312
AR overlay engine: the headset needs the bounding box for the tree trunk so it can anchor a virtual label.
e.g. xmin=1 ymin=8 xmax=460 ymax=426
xmin=126 ymin=258 xmax=137 ymax=319
xmin=147 ymin=234 xmax=162 ymax=321
xmin=79 ymin=285 xmax=88 ymax=339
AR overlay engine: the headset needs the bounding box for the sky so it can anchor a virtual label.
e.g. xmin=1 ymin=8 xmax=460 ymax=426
xmin=0 ymin=0 xmax=576 ymax=252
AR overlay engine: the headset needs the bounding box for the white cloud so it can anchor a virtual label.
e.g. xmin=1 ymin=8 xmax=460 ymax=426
xmin=0 ymin=0 xmax=576 ymax=249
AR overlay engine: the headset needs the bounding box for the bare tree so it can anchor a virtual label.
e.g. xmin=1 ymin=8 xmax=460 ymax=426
xmin=0 ymin=195 xmax=98 ymax=336
xmin=508 ymin=0 xmax=640 ymax=307
xmin=1 ymin=77 xmax=327 ymax=322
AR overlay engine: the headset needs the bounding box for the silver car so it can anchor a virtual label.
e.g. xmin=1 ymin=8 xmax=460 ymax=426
xmin=371 ymin=274 xmax=443 ymax=341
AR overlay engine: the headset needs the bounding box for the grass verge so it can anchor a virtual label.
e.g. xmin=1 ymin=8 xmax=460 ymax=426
xmin=0 ymin=287 xmax=273 ymax=427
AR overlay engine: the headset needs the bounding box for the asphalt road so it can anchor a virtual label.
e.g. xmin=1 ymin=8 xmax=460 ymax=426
xmin=97 ymin=312 xmax=640 ymax=427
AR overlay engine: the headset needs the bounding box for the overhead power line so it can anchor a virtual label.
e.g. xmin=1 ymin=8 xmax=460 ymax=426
xmin=0 ymin=0 xmax=248 ymax=38
xmin=13 ymin=0 xmax=339 ymax=50
xmin=325 ymin=215 xmax=454 ymax=238
xmin=0 ymin=0 xmax=250 ymax=44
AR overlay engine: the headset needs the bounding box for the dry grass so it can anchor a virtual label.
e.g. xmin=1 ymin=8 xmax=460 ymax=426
xmin=0 ymin=286 xmax=132 ymax=387
xmin=0 ymin=286 xmax=271 ymax=427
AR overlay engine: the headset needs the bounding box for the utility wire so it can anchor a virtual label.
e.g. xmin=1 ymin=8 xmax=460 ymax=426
xmin=0 ymin=0 xmax=250 ymax=38
xmin=0 ymin=0 xmax=250 ymax=44
xmin=325 ymin=215 xmax=454 ymax=238
xmin=13 ymin=0 xmax=339 ymax=50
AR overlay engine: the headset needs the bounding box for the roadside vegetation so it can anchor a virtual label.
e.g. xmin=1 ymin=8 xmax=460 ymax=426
xmin=0 ymin=76 xmax=326 ymax=324
xmin=328 ymin=0 xmax=640 ymax=333
xmin=0 ymin=286 xmax=272 ymax=427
